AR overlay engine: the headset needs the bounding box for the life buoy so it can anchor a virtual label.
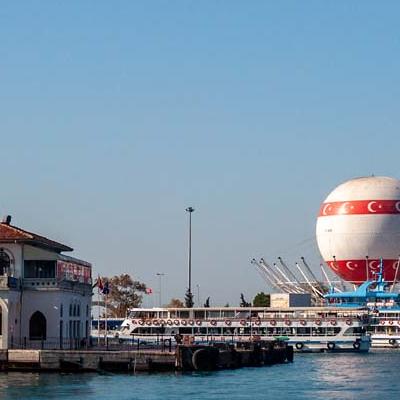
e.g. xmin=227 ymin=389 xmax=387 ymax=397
xmin=159 ymin=319 xmax=166 ymax=325
xmin=132 ymin=320 xmax=137 ymax=325
xmin=210 ymin=319 xmax=217 ymax=326
xmin=188 ymin=320 xmax=195 ymax=326
xmin=397 ymin=321 xmax=400 ymax=325
xmin=295 ymin=342 xmax=304 ymax=350
xmin=181 ymin=320 xmax=187 ymax=326
xmin=174 ymin=319 xmax=180 ymax=325
xmin=167 ymin=319 xmax=173 ymax=326
xmin=315 ymin=319 xmax=322 ymax=326
xmin=389 ymin=321 xmax=394 ymax=325
xmin=138 ymin=319 xmax=144 ymax=325
xmin=240 ymin=319 xmax=246 ymax=326
xmin=270 ymin=320 xmax=277 ymax=326
xmin=153 ymin=319 xmax=159 ymax=326
xmin=330 ymin=320 xmax=337 ymax=326
xmin=146 ymin=320 xmax=152 ymax=326
xmin=353 ymin=341 xmax=361 ymax=350
xmin=345 ymin=319 xmax=352 ymax=326
xmin=380 ymin=320 xmax=386 ymax=325
xmin=255 ymin=320 xmax=261 ymax=326
xmin=300 ymin=320 xmax=306 ymax=326
xmin=285 ymin=320 xmax=291 ymax=326
xmin=225 ymin=320 xmax=232 ymax=326
xmin=327 ymin=342 xmax=335 ymax=350
xmin=195 ymin=320 xmax=202 ymax=326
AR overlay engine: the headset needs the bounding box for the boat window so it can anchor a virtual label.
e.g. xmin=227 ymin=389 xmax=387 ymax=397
xmin=296 ymin=327 xmax=311 ymax=335
xmin=311 ymin=327 xmax=324 ymax=335
xmin=129 ymin=311 xmax=140 ymax=318
xmin=343 ymin=327 xmax=363 ymax=336
xmin=178 ymin=311 xmax=190 ymax=319
xmin=194 ymin=311 xmax=205 ymax=319
xmin=325 ymin=327 xmax=341 ymax=336
xmin=207 ymin=311 xmax=221 ymax=319
xmin=179 ymin=327 xmax=192 ymax=334
xmin=221 ymin=310 xmax=235 ymax=318
xmin=235 ymin=311 xmax=250 ymax=319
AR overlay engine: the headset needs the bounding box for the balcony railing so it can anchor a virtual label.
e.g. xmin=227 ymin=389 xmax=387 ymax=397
xmin=22 ymin=278 xmax=92 ymax=294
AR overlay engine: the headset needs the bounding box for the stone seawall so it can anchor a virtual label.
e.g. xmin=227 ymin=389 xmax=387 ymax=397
xmin=1 ymin=342 xmax=293 ymax=372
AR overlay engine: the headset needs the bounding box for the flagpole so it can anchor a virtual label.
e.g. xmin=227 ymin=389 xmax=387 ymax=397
xmin=97 ymin=288 xmax=100 ymax=346
xmin=105 ymin=293 xmax=108 ymax=349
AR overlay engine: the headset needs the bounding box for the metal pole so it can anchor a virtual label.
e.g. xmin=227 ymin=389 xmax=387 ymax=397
xmin=156 ymin=273 xmax=164 ymax=307
xmin=105 ymin=294 xmax=108 ymax=349
xmin=196 ymin=284 xmax=200 ymax=307
xmin=390 ymin=255 xmax=400 ymax=292
xmin=189 ymin=210 xmax=192 ymax=292
xmin=186 ymin=207 xmax=195 ymax=301
xmin=97 ymin=289 xmax=100 ymax=346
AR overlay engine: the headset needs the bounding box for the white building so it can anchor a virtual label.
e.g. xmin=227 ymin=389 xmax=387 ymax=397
xmin=0 ymin=216 xmax=92 ymax=349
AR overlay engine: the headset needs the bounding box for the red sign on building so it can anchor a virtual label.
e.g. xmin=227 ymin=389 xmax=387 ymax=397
xmin=56 ymin=260 xmax=92 ymax=284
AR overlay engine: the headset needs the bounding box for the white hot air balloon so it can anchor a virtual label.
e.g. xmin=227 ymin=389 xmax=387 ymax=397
xmin=316 ymin=176 xmax=400 ymax=284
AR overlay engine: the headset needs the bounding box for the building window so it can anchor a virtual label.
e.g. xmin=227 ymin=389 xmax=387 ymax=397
xmin=0 ymin=251 xmax=10 ymax=276
xmin=69 ymin=304 xmax=73 ymax=317
xmin=86 ymin=305 xmax=89 ymax=317
xmin=77 ymin=304 xmax=80 ymax=317
xmin=24 ymin=260 xmax=56 ymax=279
xmin=60 ymin=304 xmax=63 ymax=318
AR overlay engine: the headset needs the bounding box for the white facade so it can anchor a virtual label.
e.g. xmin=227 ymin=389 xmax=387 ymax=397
xmin=0 ymin=223 xmax=92 ymax=349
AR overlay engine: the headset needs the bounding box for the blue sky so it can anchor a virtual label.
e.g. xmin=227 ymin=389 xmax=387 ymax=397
xmin=0 ymin=1 xmax=399 ymax=305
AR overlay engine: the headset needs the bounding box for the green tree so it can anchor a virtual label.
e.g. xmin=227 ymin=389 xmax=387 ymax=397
xmin=240 ymin=293 xmax=251 ymax=307
xmin=166 ymin=298 xmax=185 ymax=308
xmin=100 ymin=274 xmax=147 ymax=318
xmin=185 ymin=288 xmax=194 ymax=308
xmin=252 ymin=292 xmax=270 ymax=307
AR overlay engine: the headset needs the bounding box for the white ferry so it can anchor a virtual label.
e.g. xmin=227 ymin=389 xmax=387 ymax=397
xmin=116 ymin=306 xmax=371 ymax=352
xmin=325 ymin=260 xmax=400 ymax=348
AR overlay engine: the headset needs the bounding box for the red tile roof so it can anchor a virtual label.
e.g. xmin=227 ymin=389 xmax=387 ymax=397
xmin=0 ymin=223 xmax=73 ymax=253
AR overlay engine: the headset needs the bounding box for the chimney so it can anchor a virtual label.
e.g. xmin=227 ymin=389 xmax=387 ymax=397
xmin=2 ymin=215 xmax=12 ymax=225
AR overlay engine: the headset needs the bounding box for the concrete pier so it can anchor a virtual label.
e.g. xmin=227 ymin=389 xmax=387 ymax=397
xmin=0 ymin=341 xmax=293 ymax=372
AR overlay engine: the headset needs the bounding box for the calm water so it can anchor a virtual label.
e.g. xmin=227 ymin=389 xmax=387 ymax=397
xmin=0 ymin=350 xmax=398 ymax=400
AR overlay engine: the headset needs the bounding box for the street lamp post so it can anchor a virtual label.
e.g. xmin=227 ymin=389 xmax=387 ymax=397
xmin=156 ymin=273 xmax=165 ymax=307
xmin=185 ymin=207 xmax=195 ymax=307
xmin=196 ymin=284 xmax=200 ymax=307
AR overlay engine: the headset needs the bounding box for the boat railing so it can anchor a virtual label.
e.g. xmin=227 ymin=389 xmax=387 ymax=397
xmin=129 ymin=315 xmax=368 ymax=325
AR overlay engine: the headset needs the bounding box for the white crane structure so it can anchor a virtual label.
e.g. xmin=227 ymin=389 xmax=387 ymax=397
xmin=251 ymin=257 xmax=346 ymax=304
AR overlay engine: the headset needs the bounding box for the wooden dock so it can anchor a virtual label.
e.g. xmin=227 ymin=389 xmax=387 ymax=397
xmin=0 ymin=341 xmax=293 ymax=372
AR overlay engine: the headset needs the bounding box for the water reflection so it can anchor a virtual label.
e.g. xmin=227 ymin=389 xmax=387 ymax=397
xmin=0 ymin=352 xmax=399 ymax=400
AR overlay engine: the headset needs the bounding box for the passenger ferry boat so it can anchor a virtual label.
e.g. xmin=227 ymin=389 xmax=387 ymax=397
xmin=325 ymin=260 xmax=400 ymax=348
xmin=116 ymin=305 xmax=371 ymax=352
